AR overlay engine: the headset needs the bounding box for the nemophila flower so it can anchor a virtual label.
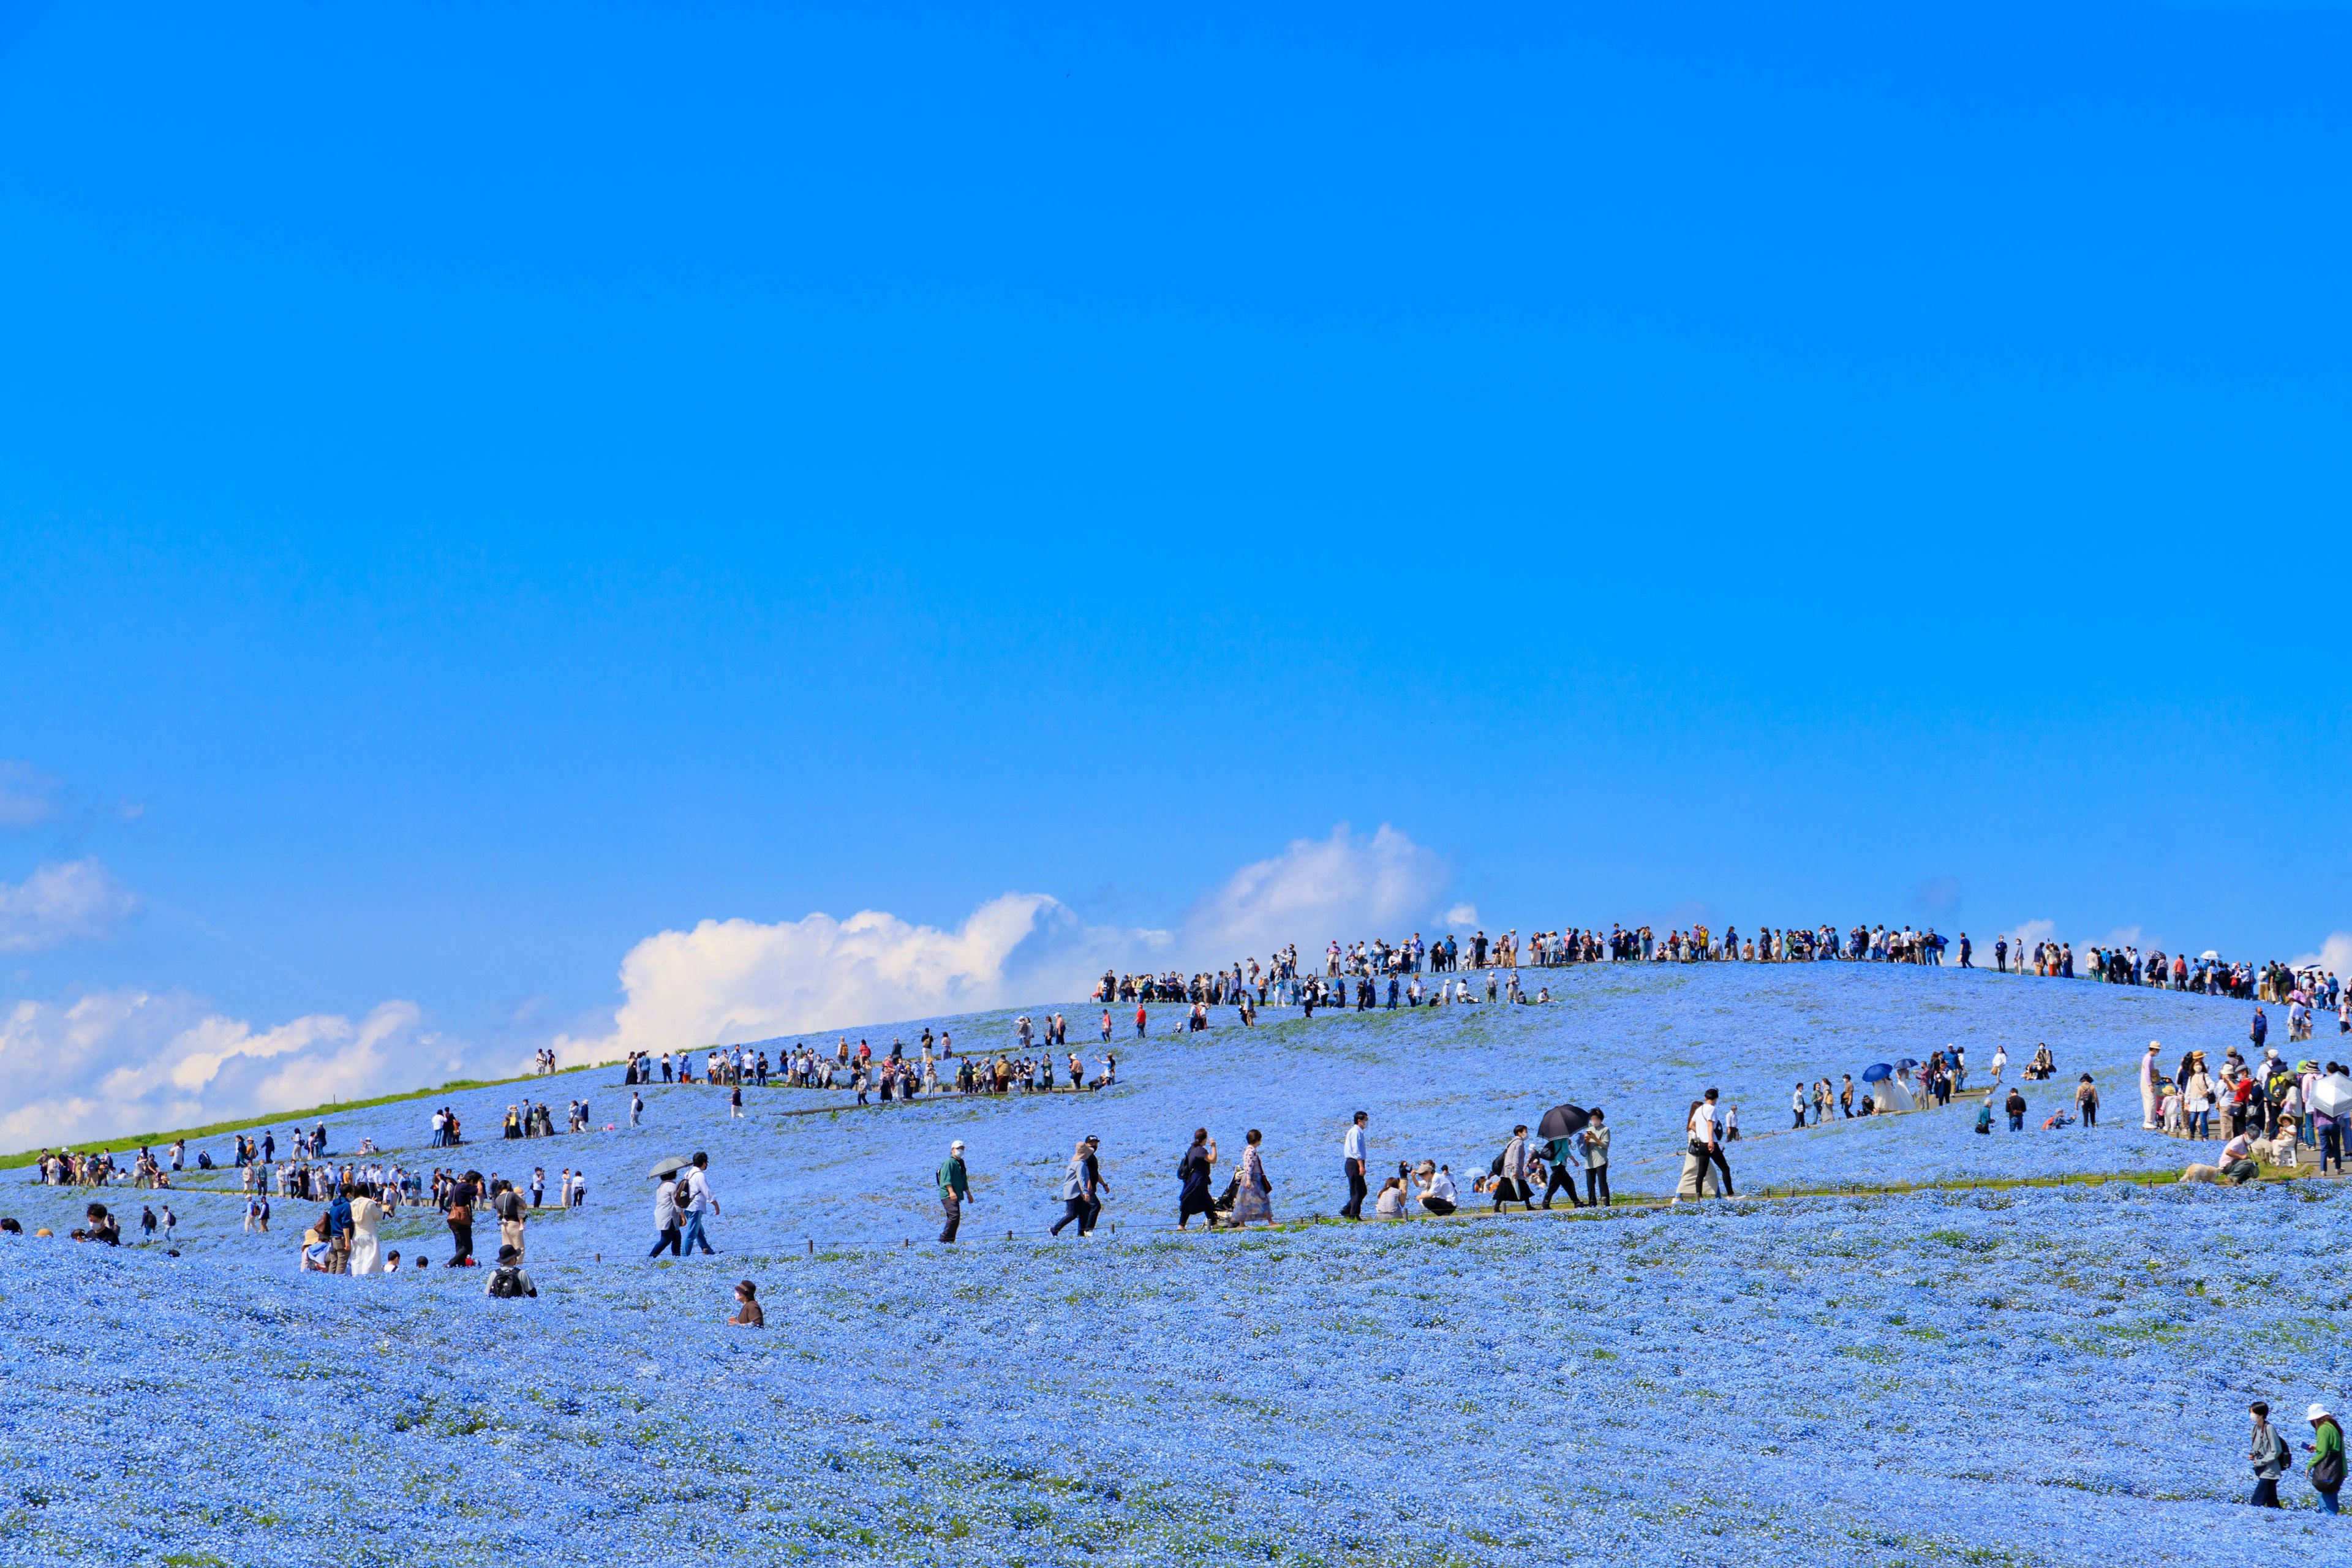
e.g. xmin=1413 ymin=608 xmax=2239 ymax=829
xmin=5 ymin=969 xmax=2345 ymax=1562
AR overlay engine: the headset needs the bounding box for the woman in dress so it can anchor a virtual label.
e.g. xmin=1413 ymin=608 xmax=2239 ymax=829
xmin=347 ymin=1182 xmax=385 ymax=1275
xmin=1227 ymin=1129 xmax=1273 ymax=1227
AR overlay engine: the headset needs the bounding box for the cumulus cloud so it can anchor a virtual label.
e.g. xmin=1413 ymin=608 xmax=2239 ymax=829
xmin=0 ymin=858 xmax=140 ymax=951
xmin=2293 ymin=932 xmax=2352 ymax=977
xmin=1181 ymin=824 xmax=1450 ymax=960
xmin=553 ymin=824 xmax=1453 ymax=1067
xmin=0 ymin=991 xmax=462 ymax=1151
xmin=2008 ymin=918 xmax=2059 ymax=949
xmin=1444 ymin=903 xmax=1479 ymax=930
xmin=552 ymin=894 xmax=1167 ymax=1066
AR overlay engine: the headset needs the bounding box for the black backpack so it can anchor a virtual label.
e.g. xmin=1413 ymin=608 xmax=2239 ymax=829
xmin=488 ymin=1267 xmax=526 ymax=1299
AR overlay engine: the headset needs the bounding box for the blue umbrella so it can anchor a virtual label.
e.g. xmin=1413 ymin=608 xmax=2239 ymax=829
xmin=1861 ymin=1063 xmax=1892 ymax=1083
xmin=1896 ymin=1057 xmax=1920 ymax=1071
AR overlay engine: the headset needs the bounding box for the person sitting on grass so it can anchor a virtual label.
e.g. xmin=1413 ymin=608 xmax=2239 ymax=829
xmin=1374 ymin=1176 xmax=1408 ymax=1218
xmin=728 ymin=1280 xmax=764 ymax=1327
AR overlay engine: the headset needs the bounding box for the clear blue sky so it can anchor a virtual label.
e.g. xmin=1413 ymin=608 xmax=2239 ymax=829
xmin=2 ymin=1 xmax=2348 ymax=1058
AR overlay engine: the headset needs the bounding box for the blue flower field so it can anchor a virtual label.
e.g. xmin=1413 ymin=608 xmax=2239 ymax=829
xmin=5 ymin=962 xmax=2348 ymax=1565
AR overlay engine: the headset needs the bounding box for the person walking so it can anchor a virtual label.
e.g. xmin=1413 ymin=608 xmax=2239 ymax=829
xmin=2308 ymin=1403 xmax=2346 ymax=1513
xmin=937 ymin=1140 xmax=972 ymax=1243
xmin=2005 ymin=1087 xmax=2027 ymax=1131
xmin=1494 ymin=1125 xmax=1535 ymax=1212
xmin=1341 ymin=1111 xmax=1370 ymax=1219
xmin=2250 ymin=1402 xmax=2289 ymax=1507
xmin=1696 ymin=1088 xmax=1736 ymax=1196
xmin=647 ymin=1169 xmax=683 ymax=1257
xmin=1540 ymin=1124 xmax=1584 ymax=1209
xmin=1049 ymin=1137 xmax=1099 ymax=1237
xmin=629 ymin=1090 xmax=643 ymax=1128
xmin=1177 ymin=1129 xmax=1219 ymax=1229
xmin=679 ymin=1152 xmax=720 ymax=1254
xmin=1227 ymin=1129 xmax=1273 ymax=1228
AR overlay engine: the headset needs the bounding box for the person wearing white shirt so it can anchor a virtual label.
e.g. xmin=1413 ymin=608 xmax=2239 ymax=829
xmin=1417 ymin=1163 xmax=1457 ymax=1215
xmin=1341 ymin=1112 xmax=1370 ymax=1219
xmin=679 ymin=1153 xmax=720 ymax=1254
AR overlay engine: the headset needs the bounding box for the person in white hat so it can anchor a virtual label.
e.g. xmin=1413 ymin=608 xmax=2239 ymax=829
xmin=937 ymin=1140 xmax=973 ymax=1245
xmin=2307 ymin=1401 xmax=2345 ymax=1513
xmin=2141 ymin=1042 xmax=2163 ymax=1129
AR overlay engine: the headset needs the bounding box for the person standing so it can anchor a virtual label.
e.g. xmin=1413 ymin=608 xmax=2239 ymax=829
xmin=1177 ymin=1129 xmax=1219 ymax=1229
xmin=1839 ymin=1076 xmax=1855 ymax=1118
xmin=679 ymin=1152 xmax=720 ymax=1254
xmin=2075 ymin=1075 xmax=2100 ymax=1129
xmin=1581 ymin=1110 xmax=1612 ymax=1207
xmin=629 ymin=1090 xmax=643 ymax=1128
xmin=2139 ymin=1041 xmax=2162 ymax=1129
xmin=1134 ymin=1001 xmax=1147 ymax=1038
xmin=1341 ymin=1111 xmax=1370 ymax=1219
xmin=2307 ymin=1403 xmax=2345 ymax=1513
xmin=937 ymin=1140 xmax=972 ymax=1243
xmin=495 ymin=1180 xmax=529 ymax=1262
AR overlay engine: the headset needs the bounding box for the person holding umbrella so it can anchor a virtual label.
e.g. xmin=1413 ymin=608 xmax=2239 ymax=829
xmin=1536 ymin=1103 xmax=1589 ymax=1210
xmin=647 ymin=1156 xmax=685 ymax=1257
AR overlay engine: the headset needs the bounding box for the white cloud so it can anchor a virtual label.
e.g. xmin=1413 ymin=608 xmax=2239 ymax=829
xmin=2009 ymin=918 xmax=2058 ymax=949
xmin=2293 ymin=932 xmax=2352 ymax=977
xmin=1181 ymin=824 xmax=1450 ymax=959
xmin=2100 ymin=925 xmax=2144 ymax=949
xmin=1444 ymin=904 xmax=1480 ymax=929
xmin=0 ymin=762 xmax=58 ymax=829
xmin=552 ymin=894 xmax=1167 ymax=1066
xmin=0 ymin=858 xmax=140 ymax=951
xmin=0 ymin=990 xmax=461 ymax=1151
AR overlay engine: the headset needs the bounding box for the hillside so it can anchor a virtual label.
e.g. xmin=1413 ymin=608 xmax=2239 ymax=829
xmin=5 ymin=962 xmax=2346 ymax=1567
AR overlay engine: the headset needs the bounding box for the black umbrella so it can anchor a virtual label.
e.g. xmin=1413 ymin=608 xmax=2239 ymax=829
xmin=1536 ymin=1103 xmax=1590 ymax=1140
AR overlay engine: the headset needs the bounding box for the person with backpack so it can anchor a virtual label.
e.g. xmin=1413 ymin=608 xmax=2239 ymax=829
xmin=483 ymin=1244 xmax=537 ymax=1298
xmin=937 ymin=1140 xmax=973 ymax=1243
xmin=2249 ymin=1401 xmax=2290 ymax=1507
xmin=2307 ymin=1403 xmax=2345 ymax=1513
xmin=679 ymin=1152 xmax=720 ymax=1255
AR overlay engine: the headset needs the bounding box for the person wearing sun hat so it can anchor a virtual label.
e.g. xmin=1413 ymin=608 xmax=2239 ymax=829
xmin=2307 ymin=1402 xmax=2345 ymax=1512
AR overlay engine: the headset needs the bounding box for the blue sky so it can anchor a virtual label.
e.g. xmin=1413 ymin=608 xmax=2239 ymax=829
xmin=2 ymin=1 xmax=2348 ymax=1138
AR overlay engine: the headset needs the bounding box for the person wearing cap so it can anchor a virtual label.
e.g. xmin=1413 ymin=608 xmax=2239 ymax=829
xmin=2140 ymin=1042 xmax=2162 ymax=1129
xmin=2305 ymin=1402 xmax=2345 ymax=1512
xmin=937 ymin=1140 xmax=973 ymax=1244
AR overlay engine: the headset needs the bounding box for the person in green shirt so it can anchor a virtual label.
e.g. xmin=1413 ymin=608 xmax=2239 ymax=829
xmin=2307 ymin=1403 xmax=2345 ymax=1513
xmin=937 ymin=1140 xmax=973 ymax=1245
xmin=1540 ymin=1131 xmax=1586 ymax=1209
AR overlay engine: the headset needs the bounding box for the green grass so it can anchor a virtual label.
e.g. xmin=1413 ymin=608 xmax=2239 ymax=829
xmin=0 ymin=1068 xmax=608 ymax=1167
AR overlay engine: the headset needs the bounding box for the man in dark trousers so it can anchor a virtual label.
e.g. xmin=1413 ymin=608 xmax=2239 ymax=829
xmin=937 ymin=1139 xmax=972 ymax=1243
xmin=1341 ymin=1111 xmax=1370 ymax=1219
